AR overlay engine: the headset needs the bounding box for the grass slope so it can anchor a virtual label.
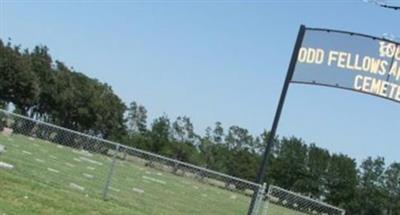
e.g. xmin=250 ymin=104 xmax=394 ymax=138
xmin=0 ymin=134 xmax=301 ymax=215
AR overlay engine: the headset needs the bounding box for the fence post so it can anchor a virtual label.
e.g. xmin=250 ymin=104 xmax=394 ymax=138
xmin=263 ymin=184 xmax=272 ymax=215
xmin=102 ymin=144 xmax=120 ymax=200
xmin=122 ymin=147 xmax=128 ymax=160
xmin=252 ymin=183 xmax=267 ymax=215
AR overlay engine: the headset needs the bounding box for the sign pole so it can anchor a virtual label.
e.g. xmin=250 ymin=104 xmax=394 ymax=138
xmin=247 ymin=25 xmax=306 ymax=215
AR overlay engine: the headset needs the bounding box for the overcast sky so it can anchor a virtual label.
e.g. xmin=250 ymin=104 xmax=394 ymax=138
xmin=1 ymin=0 xmax=399 ymax=164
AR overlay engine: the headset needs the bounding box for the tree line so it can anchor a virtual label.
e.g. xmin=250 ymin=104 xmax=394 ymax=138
xmin=0 ymin=39 xmax=399 ymax=214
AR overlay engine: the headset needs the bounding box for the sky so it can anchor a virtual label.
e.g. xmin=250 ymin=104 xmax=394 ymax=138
xmin=0 ymin=0 xmax=399 ymax=165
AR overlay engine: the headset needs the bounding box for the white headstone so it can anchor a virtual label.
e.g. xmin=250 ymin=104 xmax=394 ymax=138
xmin=82 ymin=173 xmax=94 ymax=179
xmin=47 ymin=168 xmax=60 ymax=173
xmin=72 ymin=149 xmax=93 ymax=157
xmin=35 ymin=158 xmax=45 ymax=163
xmin=22 ymin=150 xmax=32 ymax=155
xmin=0 ymin=145 xmax=5 ymax=154
xmin=79 ymin=157 xmax=103 ymax=166
xmin=65 ymin=163 xmax=75 ymax=168
xmin=69 ymin=183 xmax=85 ymax=191
xmin=142 ymin=176 xmax=166 ymax=185
xmin=0 ymin=162 xmax=14 ymax=169
xmin=132 ymin=187 xmax=144 ymax=194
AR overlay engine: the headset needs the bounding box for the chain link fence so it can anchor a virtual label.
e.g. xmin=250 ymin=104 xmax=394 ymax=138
xmin=261 ymin=185 xmax=346 ymax=215
xmin=0 ymin=109 xmax=264 ymax=214
xmin=0 ymin=109 xmax=346 ymax=215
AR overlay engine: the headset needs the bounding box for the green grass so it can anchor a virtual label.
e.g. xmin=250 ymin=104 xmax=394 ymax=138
xmin=0 ymin=134 xmax=302 ymax=215
xmin=266 ymin=204 xmax=306 ymax=215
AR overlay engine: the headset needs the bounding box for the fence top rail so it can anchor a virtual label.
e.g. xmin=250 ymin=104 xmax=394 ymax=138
xmin=120 ymin=144 xmax=261 ymax=187
xmin=0 ymin=109 xmax=261 ymax=188
xmin=268 ymin=185 xmax=346 ymax=213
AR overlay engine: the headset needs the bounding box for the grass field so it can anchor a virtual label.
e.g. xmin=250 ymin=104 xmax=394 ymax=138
xmin=0 ymin=134 xmax=301 ymax=215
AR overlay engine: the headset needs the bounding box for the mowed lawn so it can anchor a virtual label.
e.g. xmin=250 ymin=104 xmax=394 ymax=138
xmin=0 ymin=134 xmax=301 ymax=215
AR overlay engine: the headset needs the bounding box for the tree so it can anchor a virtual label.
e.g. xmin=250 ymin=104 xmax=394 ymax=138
xmin=0 ymin=40 xmax=39 ymax=115
xmin=383 ymin=163 xmax=400 ymax=215
xmin=301 ymin=144 xmax=330 ymax=199
xmin=257 ymin=130 xmax=280 ymax=184
xmin=212 ymin=121 xmax=224 ymax=144
xmin=357 ymin=157 xmax=387 ymax=215
xmin=325 ymin=154 xmax=358 ymax=212
xmin=51 ymin=62 xmax=84 ymax=129
xmin=123 ymin=101 xmax=149 ymax=150
xmin=0 ymin=100 xmax=6 ymax=110
xmin=30 ymin=45 xmax=56 ymax=120
xmin=51 ymin=62 xmax=125 ymax=138
xmin=225 ymin=125 xmax=253 ymax=150
xmin=149 ymin=115 xmax=171 ymax=154
xmin=127 ymin=101 xmax=147 ymax=135
xmin=199 ymin=126 xmax=213 ymax=165
xmin=268 ymin=137 xmax=309 ymax=192
xmin=199 ymin=123 xmax=230 ymax=173
xmin=89 ymin=82 xmax=126 ymax=139
xmin=171 ymin=116 xmax=196 ymax=143
xmin=165 ymin=116 xmax=201 ymax=165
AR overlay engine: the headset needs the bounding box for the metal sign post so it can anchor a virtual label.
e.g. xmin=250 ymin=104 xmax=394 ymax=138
xmin=247 ymin=25 xmax=306 ymax=215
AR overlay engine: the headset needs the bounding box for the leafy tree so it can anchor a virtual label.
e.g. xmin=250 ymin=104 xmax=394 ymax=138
xmin=199 ymin=124 xmax=229 ymax=173
xmin=383 ymin=162 xmax=400 ymax=215
xmin=228 ymin=149 xmax=259 ymax=181
xmin=165 ymin=116 xmax=200 ymax=164
xmin=90 ymin=82 xmax=126 ymax=139
xmin=325 ymin=154 xmax=358 ymax=212
xmin=127 ymin=101 xmax=147 ymax=135
xmin=0 ymin=100 xmax=6 ymax=109
xmin=212 ymin=121 xmax=224 ymax=144
xmin=225 ymin=125 xmax=253 ymax=150
xmin=50 ymin=62 xmax=84 ymax=129
xmin=223 ymin=125 xmax=258 ymax=181
xmin=149 ymin=115 xmax=171 ymax=154
xmin=199 ymin=126 xmax=213 ymax=165
xmin=0 ymin=40 xmax=39 ymax=115
xmin=268 ymin=137 xmax=308 ymax=192
xmin=306 ymin=144 xmax=330 ymax=198
xmin=51 ymin=62 xmax=125 ymax=138
xmin=357 ymin=157 xmax=386 ymax=215
xmin=171 ymin=116 xmax=196 ymax=143
xmin=258 ymin=130 xmax=280 ymax=184
xmin=30 ymin=45 xmax=56 ymax=120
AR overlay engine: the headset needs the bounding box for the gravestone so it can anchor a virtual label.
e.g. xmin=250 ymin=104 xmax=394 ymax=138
xmin=0 ymin=144 xmax=14 ymax=170
xmin=0 ymin=162 xmax=14 ymax=169
xmin=0 ymin=144 xmax=5 ymax=154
